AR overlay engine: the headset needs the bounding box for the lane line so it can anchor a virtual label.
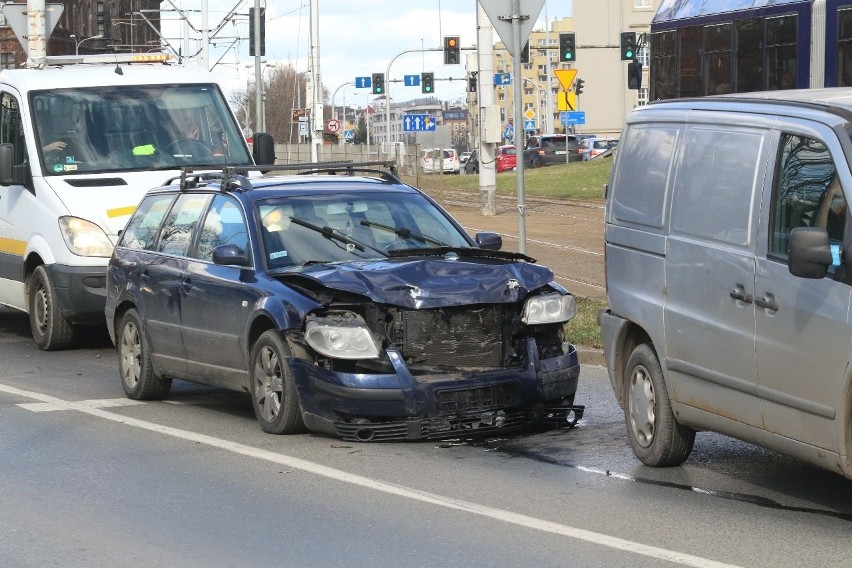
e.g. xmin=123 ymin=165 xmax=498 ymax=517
xmin=0 ymin=382 xmax=742 ymax=568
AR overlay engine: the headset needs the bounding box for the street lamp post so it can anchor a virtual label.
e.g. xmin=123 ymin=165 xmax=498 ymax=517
xmin=70 ymin=34 xmax=103 ymax=56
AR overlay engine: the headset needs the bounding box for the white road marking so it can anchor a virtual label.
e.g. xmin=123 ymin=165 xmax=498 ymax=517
xmin=0 ymin=382 xmax=742 ymax=568
xmin=17 ymin=398 xmax=143 ymax=412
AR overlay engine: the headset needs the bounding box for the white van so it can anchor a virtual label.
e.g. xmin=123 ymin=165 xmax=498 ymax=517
xmin=600 ymin=88 xmax=852 ymax=480
xmin=0 ymin=53 xmax=274 ymax=350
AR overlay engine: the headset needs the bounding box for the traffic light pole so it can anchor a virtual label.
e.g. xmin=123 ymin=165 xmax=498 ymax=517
xmin=508 ymin=0 xmax=528 ymax=255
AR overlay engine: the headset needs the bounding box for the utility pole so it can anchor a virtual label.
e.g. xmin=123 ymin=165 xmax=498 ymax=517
xmin=309 ymin=0 xmax=323 ymax=162
xmin=26 ymin=0 xmax=47 ymax=64
xmin=253 ymin=0 xmax=263 ymax=133
xmin=477 ymin=3 xmax=497 ymax=216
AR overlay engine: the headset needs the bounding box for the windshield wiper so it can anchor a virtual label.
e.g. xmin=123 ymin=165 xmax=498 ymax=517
xmin=288 ymin=216 xmax=387 ymax=257
xmin=359 ymin=220 xmax=447 ymax=247
xmin=387 ymin=246 xmax=536 ymax=263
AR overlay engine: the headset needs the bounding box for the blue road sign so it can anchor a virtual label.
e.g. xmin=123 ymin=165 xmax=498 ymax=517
xmin=524 ymin=119 xmax=536 ymax=132
xmin=343 ymin=130 xmax=354 ymax=141
xmin=404 ymin=74 xmax=421 ymax=87
xmin=493 ymin=73 xmax=511 ymax=86
xmin=402 ymin=114 xmax=437 ymax=132
xmin=561 ymin=111 xmax=586 ymax=125
xmin=504 ymin=125 xmax=515 ymax=140
xmin=355 ymin=76 xmax=372 ymax=89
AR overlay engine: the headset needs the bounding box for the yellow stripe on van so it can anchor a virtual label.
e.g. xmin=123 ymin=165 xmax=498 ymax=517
xmin=0 ymin=237 xmax=26 ymax=256
xmin=106 ymin=206 xmax=137 ymax=218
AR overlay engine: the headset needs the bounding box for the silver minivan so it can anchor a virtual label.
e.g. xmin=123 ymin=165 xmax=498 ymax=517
xmin=599 ymin=88 xmax=852 ymax=480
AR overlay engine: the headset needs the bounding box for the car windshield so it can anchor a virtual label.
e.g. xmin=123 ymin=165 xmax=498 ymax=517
xmin=32 ymin=85 xmax=252 ymax=176
xmin=258 ymin=191 xmax=472 ymax=270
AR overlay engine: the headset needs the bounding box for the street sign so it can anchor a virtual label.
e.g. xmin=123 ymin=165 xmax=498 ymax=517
xmin=298 ymin=121 xmax=309 ymax=135
xmin=493 ymin=72 xmax=511 ymax=86
xmin=343 ymin=130 xmax=354 ymax=141
xmin=524 ymin=109 xmax=536 ymax=121
xmin=2 ymin=3 xmax=64 ymax=56
xmin=524 ymin=119 xmax=536 ymax=132
xmin=355 ymin=76 xmax=372 ymax=89
xmin=504 ymin=125 xmax=515 ymax=140
xmin=557 ymin=91 xmax=578 ymax=111
xmin=402 ymin=114 xmax=437 ymax=132
xmin=554 ymin=69 xmax=578 ymax=90
xmin=479 ymin=0 xmax=546 ymax=58
xmin=561 ymin=111 xmax=586 ymax=125
xmin=327 ymin=119 xmax=340 ymax=133
xmin=404 ymin=74 xmax=421 ymax=87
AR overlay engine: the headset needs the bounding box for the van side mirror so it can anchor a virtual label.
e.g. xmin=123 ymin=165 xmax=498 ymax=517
xmin=476 ymin=232 xmax=502 ymax=251
xmin=788 ymin=227 xmax=834 ymax=279
xmin=212 ymin=244 xmax=251 ymax=267
xmin=252 ymin=132 xmax=275 ymax=166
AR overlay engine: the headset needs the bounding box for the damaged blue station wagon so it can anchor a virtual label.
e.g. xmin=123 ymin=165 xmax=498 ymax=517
xmin=105 ymin=162 xmax=582 ymax=441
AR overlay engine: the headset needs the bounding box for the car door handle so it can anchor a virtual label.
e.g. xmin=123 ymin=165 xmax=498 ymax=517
xmin=755 ymin=293 xmax=779 ymax=312
xmin=729 ymin=286 xmax=753 ymax=304
xmin=140 ymin=270 xmax=149 ymax=282
xmin=181 ymin=278 xmax=192 ymax=292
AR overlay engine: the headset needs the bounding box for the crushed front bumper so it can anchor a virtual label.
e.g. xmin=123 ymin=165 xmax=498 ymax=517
xmin=289 ymin=337 xmax=583 ymax=441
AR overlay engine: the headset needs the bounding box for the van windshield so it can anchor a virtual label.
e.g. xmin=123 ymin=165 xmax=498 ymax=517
xmin=32 ymin=84 xmax=252 ymax=176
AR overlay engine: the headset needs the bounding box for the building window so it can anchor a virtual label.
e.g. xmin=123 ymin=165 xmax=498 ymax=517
xmin=638 ymin=45 xmax=650 ymax=67
xmin=0 ymin=53 xmax=15 ymax=70
xmin=635 ymin=0 xmax=652 ymax=8
xmin=637 ymin=87 xmax=649 ymax=106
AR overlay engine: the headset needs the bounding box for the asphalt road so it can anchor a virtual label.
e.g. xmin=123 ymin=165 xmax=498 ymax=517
xmin=1 ymin=307 xmax=851 ymax=568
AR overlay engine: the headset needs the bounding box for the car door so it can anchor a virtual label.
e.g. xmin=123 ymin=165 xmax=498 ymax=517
xmin=144 ymin=192 xmax=211 ymax=378
xmin=181 ymin=194 xmax=258 ymax=387
xmin=754 ymin=128 xmax=852 ymax=451
xmin=663 ymin=123 xmax=769 ymax=428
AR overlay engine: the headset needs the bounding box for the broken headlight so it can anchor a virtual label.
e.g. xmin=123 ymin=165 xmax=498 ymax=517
xmin=305 ymin=313 xmax=381 ymax=360
xmin=521 ymin=293 xmax=576 ymax=325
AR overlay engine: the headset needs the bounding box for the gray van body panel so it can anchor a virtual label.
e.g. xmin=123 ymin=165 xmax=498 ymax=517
xmin=603 ymin=89 xmax=852 ymax=479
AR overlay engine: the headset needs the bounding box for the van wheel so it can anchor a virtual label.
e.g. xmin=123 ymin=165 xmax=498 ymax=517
xmin=28 ymin=265 xmax=76 ymax=351
xmin=117 ymin=308 xmax=171 ymax=400
xmin=624 ymin=343 xmax=695 ymax=467
xmin=249 ymin=330 xmax=306 ymax=435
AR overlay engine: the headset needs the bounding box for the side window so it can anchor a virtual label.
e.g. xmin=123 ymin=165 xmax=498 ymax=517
xmin=769 ymin=134 xmax=844 ymax=260
xmin=156 ymin=194 xmax=210 ymax=257
xmin=194 ymin=195 xmax=248 ymax=262
xmin=0 ymin=92 xmax=26 ymax=165
xmin=118 ymin=194 xmax=175 ymax=250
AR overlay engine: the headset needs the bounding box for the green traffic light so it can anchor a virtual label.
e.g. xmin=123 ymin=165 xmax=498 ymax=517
xmin=565 ymin=52 xmax=572 ymax=60
xmin=626 ymin=50 xmax=634 ymax=58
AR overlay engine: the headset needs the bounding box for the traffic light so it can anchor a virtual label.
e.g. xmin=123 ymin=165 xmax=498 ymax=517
xmin=467 ymin=72 xmax=477 ymax=93
xmin=620 ymin=31 xmax=637 ymax=60
xmin=575 ymin=78 xmax=585 ymax=96
xmin=443 ymin=36 xmax=460 ymax=65
xmin=421 ymin=72 xmax=434 ymax=94
xmin=627 ymin=60 xmax=643 ymax=89
xmin=558 ymin=33 xmax=576 ymax=62
xmin=248 ymin=7 xmax=265 ymax=56
xmin=521 ymin=41 xmax=530 ymax=64
xmin=371 ymin=72 xmax=385 ymax=95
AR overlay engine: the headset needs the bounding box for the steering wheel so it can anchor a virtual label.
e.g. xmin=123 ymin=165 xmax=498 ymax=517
xmin=165 ymin=138 xmax=213 ymax=158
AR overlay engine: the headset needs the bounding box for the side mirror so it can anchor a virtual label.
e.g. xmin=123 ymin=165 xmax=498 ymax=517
xmin=476 ymin=232 xmax=502 ymax=251
xmin=252 ymin=132 xmax=275 ymax=166
xmin=788 ymin=227 xmax=834 ymax=279
xmin=212 ymin=244 xmax=251 ymax=267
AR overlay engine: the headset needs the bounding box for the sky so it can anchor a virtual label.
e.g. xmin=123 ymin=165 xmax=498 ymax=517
xmin=161 ymin=1 xmax=574 ymax=107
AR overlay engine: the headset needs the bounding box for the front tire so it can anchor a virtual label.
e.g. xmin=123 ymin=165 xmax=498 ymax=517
xmin=117 ymin=308 xmax=171 ymax=400
xmin=249 ymin=330 xmax=306 ymax=435
xmin=624 ymin=343 xmax=695 ymax=467
xmin=28 ymin=265 xmax=76 ymax=350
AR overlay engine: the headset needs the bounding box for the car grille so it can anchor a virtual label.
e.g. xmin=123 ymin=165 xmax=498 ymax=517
xmin=436 ymin=382 xmax=521 ymax=415
xmin=399 ymin=305 xmax=507 ymax=368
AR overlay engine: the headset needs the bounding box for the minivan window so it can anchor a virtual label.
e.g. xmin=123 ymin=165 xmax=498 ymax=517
xmin=610 ymin=125 xmax=679 ymax=228
xmin=671 ymin=127 xmax=764 ymax=247
xmin=769 ymin=134 xmax=845 ymax=259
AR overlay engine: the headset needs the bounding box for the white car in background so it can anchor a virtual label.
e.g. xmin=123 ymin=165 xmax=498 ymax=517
xmin=579 ymin=137 xmax=619 ymax=161
xmin=421 ymin=148 xmax=460 ymax=174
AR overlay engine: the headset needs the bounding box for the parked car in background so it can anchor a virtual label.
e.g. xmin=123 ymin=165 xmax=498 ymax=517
xmin=523 ymin=134 xmax=582 ymax=167
xmin=421 ymin=148 xmax=460 ymax=174
xmin=464 ymin=150 xmax=479 ymax=174
xmin=496 ymin=144 xmax=518 ymax=173
xmin=459 ymin=151 xmax=472 ymax=165
xmin=106 ymin=162 xmax=583 ymax=442
xmin=580 ymin=137 xmax=619 ymax=161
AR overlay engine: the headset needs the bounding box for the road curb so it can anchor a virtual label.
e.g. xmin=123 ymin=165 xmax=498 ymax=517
xmin=578 ymin=347 xmax=605 ymax=367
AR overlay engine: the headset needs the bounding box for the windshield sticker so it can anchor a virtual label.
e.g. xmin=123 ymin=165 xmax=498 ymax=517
xmin=269 ymin=250 xmax=288 ymax=260
xmin=53 ymin=164 xmax=64 ymax=173
xmin=64 ymin=164 xmax=78 ymax=172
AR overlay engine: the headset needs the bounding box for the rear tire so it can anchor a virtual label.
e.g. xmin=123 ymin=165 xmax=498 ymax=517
xmin=623 ymin=343 xmax=695 ymax=467
xmin=28 ymin=265 xmax=76 ymax=351
xmin=249 ymin=330 xmax=306 ymax=435
xmin=117 ymin=308 xmax=171 ymax=400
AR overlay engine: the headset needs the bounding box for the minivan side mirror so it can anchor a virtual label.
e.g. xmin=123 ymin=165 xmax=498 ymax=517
xmin=788 ymin=227 xmax=834 ymax=279
xmin=476 ymin=232 xmax=502 ymax=251
xmin=212 ymin=244 xmax=251 ymax=267
xmin=252 ymin=132 xmax=275 ymax=166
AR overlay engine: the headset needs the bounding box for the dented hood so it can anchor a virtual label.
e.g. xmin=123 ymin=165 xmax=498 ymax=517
xmin=283 ymin=257 xmax=554 ymax=309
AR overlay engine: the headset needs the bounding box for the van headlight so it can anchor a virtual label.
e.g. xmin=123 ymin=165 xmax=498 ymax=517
xmin=522 ymin=293 xmax=576 ymax=325
xmin=59 ymin=216 xmax=114 ymax=257
xmin=305 ymin=313 xmax=381 ymax=360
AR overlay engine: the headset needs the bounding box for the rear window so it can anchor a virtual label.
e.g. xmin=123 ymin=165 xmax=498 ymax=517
xmin=541 ymin=137 xmax=566 ymax=149
xmin=501 ymin=147 xmax=516 ymax=155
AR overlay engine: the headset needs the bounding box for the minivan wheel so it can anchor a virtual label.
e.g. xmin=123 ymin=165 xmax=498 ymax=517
xmin=249 ymin=330 xmax=306 ymax=435
xmin=624 ymin=343 xmax=695 ymax=467
xmin=117 ymin=308 xmax=171 ymax=400
xmin=28 ymin=265 xmax=76 ymax=351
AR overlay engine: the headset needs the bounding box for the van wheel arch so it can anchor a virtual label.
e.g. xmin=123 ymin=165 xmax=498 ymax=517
xmin=612 ymin=323 xmax=651 ymax=407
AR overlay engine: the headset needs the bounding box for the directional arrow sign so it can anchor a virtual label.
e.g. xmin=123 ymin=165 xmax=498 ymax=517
xmin=479 ymin=0 xmax=546 ymax=58
xmin=493 ymin=73 xmax=511 ymax=86
xmin=404 ymin=74 xmax=421 ymax=87
xmin=554 ymin=69 xmax=578 ymax=90
xmin=355 ymin=76 xmax=372 ymax=89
